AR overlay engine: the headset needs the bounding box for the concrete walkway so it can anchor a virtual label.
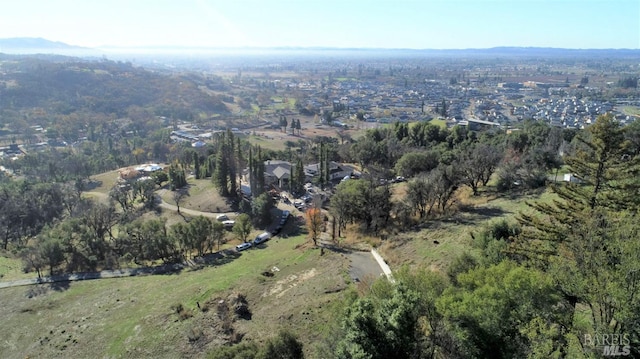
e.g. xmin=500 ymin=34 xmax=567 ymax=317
xmin=371 ymin=249 xmax=395 ymax=283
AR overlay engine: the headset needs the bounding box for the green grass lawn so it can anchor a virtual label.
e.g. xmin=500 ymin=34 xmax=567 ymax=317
xmin=270 ymin=97 xmax=296 ymax=110
xmin=246 ymin=134 xmax=287 ymax=152
xmin=0 ymin=254 xmax=32 ymax=281
xmin=428 ymin=118 xmax=448 ymax=128
xmin=621 ymin=106 xmax=640 ymax=117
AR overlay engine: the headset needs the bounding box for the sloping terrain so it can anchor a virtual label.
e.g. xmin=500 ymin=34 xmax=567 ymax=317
xmin=0 ymin=236 xmax=350 ymax=358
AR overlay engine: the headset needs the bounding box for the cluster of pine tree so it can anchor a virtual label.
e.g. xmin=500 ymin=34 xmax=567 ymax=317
xmin=212 ymin=130 xmax=243 ymax=197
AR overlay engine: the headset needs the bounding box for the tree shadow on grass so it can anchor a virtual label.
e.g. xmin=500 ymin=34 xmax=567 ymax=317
xmin=84 ymin=180 xmax=103 ymax=191
xmin=485 ymin=186 xmax=548 ymax=201
xmin=48 ymin=280 xmax=70 ymax=292
xmin=320 ymin=242 xmax=353 ymax=255
xmin=461 ymin=206 xmax=509 ymax=218
xmin=445 ymin=205 xmax=510 ymax=226
xmin=24 ymin=280 xmax=71 ymax=298
xmin=25 ymin=284 xmax=50 ymax=298
xmin=196 ymin=250 xmax=242 ymax=268
xmin=152 ymin=264 xmax=185 ymax=275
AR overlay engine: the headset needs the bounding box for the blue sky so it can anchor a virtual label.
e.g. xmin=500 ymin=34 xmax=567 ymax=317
xmin=1 ymin=0 xmax=638 ymax=49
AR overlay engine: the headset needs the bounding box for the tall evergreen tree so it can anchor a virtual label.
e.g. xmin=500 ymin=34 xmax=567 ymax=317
xmin=236 ymin=137 xmax=245 ymax=195
xmin=249 ymin=145 xmax=265 ymax=197
xmin=227 ymin=129 xmax=237 ymax=197
xmin=514 ymin=114 xmax=640 ymax=351
xmin=249 ymin=146 xmax=255 ymax=197
xmin=168 ymin=162 xmax=187 ymax=190
xmin=291 ymin=157 xmax=305 ymax=195
xmin=323 ymin=144 xmax=331 ymax=185
xmin=319 ymin=143 xmax=325 ymax=187
xmin=214 ymin=132 xmax=229 ymax=196
xmin=517 ymin=113 xmax=639 ymax=251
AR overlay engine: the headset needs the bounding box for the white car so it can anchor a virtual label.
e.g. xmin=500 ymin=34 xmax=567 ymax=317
xmin=253 ymin=232 xmax=271 ymax=245
xmin=222 ymin=220 xmax=235 ymax=229
xmin=216 ymin=214 xmax=229 ymax=222
xmin=236 ymin=242 xmax=252 ymax=251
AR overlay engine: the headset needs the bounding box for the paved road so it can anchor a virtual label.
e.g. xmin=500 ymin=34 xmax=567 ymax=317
xmin=320 ymin=238 xmax=392 ymax=284
xmin=0 ymin=264 xmax=185 ymax=289
xmin=348 ymin=251 xmax=386 ymax=283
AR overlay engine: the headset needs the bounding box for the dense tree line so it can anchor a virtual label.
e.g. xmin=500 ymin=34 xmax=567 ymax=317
xmin=0 ymin=181 xmax=69 ymax=250
xmin=331 ymin=119 xmax=564 ymax=234
xmin=20 ymin=199 xmax=230 ymax=276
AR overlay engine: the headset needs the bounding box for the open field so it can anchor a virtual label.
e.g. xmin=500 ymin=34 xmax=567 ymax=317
xmin=379 ymin=186 xmax=557 ymax=271
xmin=0 ymin=235 xmax=351 ymax=359
xmin=157 ymin=178 xmax=234 ymax=214
xmin=428 ymin=118 xmax=448 ymax=128
xmin=88 ymin=169 xmax=121 ymax=194
xmin=621 ymin=106 xmax=640 ymax=118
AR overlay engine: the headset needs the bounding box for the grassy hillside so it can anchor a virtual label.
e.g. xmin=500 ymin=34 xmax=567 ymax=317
xmin=0 ymin=235 xmax=351 ymax=359
xmin=379 ymin=186 xmax=557 ymax=271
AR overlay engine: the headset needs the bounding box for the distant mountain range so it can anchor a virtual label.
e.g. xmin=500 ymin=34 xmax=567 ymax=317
xmin=0 ymin=37 xmax=87 ymax=49
xmin=0 ymin=37 xmax=99 ymax=56
xmin=1 ymin=37 xmax=638 ymax=58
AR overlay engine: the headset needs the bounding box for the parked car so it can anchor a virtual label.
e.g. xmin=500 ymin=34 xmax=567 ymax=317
xmin=253 ymin=232 xmax=271 ymax=245
xmin=216 ymin=214 xmax=229 ymax=222
xmin=236 ymin=242 xmax=252 ymax=251
xmin=280 ymin=211 xmax=289 ymax=227
xmin=222 ymin=220 xmax=235 ymax=229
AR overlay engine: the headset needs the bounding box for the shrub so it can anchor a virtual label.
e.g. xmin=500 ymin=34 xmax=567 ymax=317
xmin=187 ymin=326 xmax=203 ymax=343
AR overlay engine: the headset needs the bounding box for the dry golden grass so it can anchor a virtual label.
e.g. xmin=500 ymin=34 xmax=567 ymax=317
xmin=89 ymin=169 xmax=120 ymax=193
xmin=158 ymin=178 xmax=233 ymax=213
xmin=340 ymin=225 xmax=382 ymax=249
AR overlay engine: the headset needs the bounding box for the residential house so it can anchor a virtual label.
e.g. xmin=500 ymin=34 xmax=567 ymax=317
xmin=264 ymin=160 xmax=292 ymax=188
xmin=304 ymin=161 xmax=358 ymax=182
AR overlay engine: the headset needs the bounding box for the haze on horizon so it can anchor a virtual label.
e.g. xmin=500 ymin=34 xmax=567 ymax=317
xmin=1 ymin=0 xmax=639 ymax=50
